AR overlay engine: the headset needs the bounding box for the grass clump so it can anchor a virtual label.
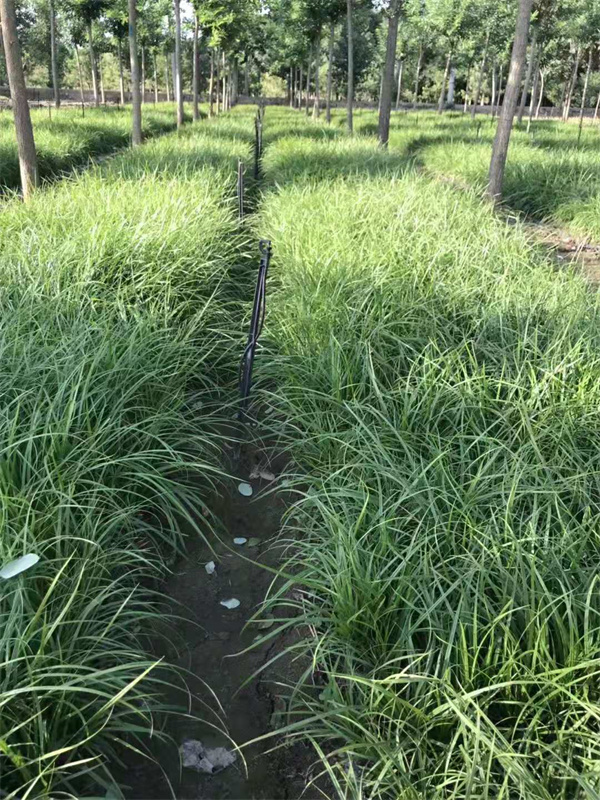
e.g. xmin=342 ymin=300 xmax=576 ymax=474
xmin=0 ymin=103 xmax=185 ymax=192
xmin=0 ymin=111 xmax=254 ymax=798
xmin=256 ymin=108 xmax=600 ymax=799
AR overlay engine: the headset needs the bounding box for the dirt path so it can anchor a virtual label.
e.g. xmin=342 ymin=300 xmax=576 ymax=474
xmin=120 ymin=438 xmax=318 ymax=800
xmin=521 ymin=220 xmax=600 ymax=286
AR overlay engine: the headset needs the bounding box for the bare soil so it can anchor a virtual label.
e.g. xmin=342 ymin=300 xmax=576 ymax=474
xmin=119 ymin=439 xmax=321 ymax=800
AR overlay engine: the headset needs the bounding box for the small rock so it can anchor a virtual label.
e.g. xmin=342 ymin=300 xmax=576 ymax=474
xmin=237 ymin=482 xmax=253 ymax=497
xmin=205 ymin=561 xmax=216 ymax=575
xmin=220 ymin=598 xmax=240 ymax=610
xmin=180 ymin=740 xmax=236 ymax=774
xmin=233 ymin=537 xmax=247 ymax=546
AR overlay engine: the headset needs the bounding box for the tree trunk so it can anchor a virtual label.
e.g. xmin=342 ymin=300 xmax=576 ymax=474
xmin=222 ymin=51 xmax=227 ymax=112
xmin=88 ymin=19 xmax=99 ymax=107
xmin=490 ymin=61 xmax=496 ymax=108
xmin=395 ymin=57 xmax=404 ymax=109
xmin=75 ymin=44 xmax=85 ymax=103
xmin=216 ymin=49 xmax=220 ymax=113
xmin=244 ymin=58 xmax=250 ymax=94
xmin=173 ymin=0 xmax=183 ymax=126
xmin=0 ymin=0 xmax=37 ymax=198
xmin=527 ymin=57 xmax=539 ymax=129
xmin=128 ymin=0 xmax=142 ymax=145
xmin=192 ymin=14 xmax=200 ymax=120
xmin=517 ymin=26 xmax=537 ymax=124
xmin=153 ymin=52 xmax=158 ymax=103
xmin=412 ymin=45 xmax=422 ymax=109
xmin=141 ymin=46 xmax=145 ymax=103
xmin=437 ymin=52 xmax=451 ymax=113
xmin=313 ymin=27 xmax=322 ymax=117
xmin=536 ymin=69 xmax=544 ymax=118
xmin=49 ymin=0 xmax=60 ymax=108
xmin=305 ymin=46 xmax=312 ymax=117
xmin=299 ymin=66 xmax=303 ymax=109
xmin=326 ymin=22 xmax=334 ymax=122
xmin=117 ymin=38 xmax=125 ymax=104
xmin=99 ymin=54 xmax=105 ymax=104
xmin=165 ymin=52 xmax=170 ymax=102
xmin=288 ymin=66 xmax=293 ymax=106
xmin=446 ymin=65 xmax=456 ymax=106
xmin=471 ymin=31 xmax=489 ymax=119
xmin=463 ymin=65 xmax=471 ymax=112
xmin=209 ymin=49 xmax=214 ymax=116
xmin=378 ymin=2 xmax=400 ymax=146
xmin=346 ymin=0 xmax=353 ymax=133
xmin=578 ymin=49 xmax=592 ymax=142
xmin=563 ymin=47 xmax=580 ymax=122
xmin=487 ymin=0 xmax=533 ymax=202
xmin=493 ymin=63 xmax=503 ymax=117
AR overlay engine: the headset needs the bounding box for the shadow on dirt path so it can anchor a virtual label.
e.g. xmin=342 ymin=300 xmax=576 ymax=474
xmin=120 ymin=438 xmax=320 ymax=800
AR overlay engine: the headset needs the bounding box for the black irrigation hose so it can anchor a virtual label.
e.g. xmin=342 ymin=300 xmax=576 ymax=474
xmin=238 ymin=239 xmax=272 ymax=422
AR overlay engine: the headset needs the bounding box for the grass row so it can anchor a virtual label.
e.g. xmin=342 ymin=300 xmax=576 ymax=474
xmin=328 ymin=108 xmax=600 ymax=241
xmin=0 ymin=109 xmax=254 ymax=799
xmin=0 ymin=103 xmax=186 ymax=192
xmin=257 ymin=107 xmax=600 ymax=798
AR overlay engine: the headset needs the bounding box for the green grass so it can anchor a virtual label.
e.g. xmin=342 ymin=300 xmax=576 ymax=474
xmin=255 ymin=108 xmax=600 ymax=798
xmin=0 ymin=103 xmax=188 ymax=192
xmin=0 ymin=110 xmax=255 ymax=799
xmin=328 ymin=107 xmax=600 ymax=240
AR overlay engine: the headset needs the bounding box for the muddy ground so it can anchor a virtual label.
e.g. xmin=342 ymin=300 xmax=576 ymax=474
xmin=119 ymin=439 xmax=322 ymax=800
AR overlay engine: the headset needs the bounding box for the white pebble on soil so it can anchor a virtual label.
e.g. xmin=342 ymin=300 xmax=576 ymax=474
xmin=237 ymin=482 xmax=253 ymax=497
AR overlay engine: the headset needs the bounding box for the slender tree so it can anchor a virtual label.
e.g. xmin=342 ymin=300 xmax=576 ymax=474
xmin=326 ymin=20 xmax=334 ymax=121
xmin=128 ymin=0 xmax=141 ymax=145
xmin=173 ymin=0 xmax=183 ymax=126
xmin=0 ymin=0 xmax=37 ymax=198
xmin=378 ymin=0 xmax=401 ymax=146
xmin=49 ymin=0 xmax=60 ymax=107
xmin=517 ymin=26 xmax=537 ymax=124
xmin=487 ymin=0 xmax=534 ymax=202
xmin=192 ymin=12 xmax=200 ymax=120
xmin=346 ymin=0 xmax=353 ymax=132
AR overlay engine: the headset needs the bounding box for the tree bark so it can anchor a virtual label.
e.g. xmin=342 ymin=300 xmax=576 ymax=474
xmin=298 ymin=65 xmax=303 ymax=109
xmin=326 ymin=21 xmax=334 ymax=122
xmin=536 ymin=69 xmax=544 ymax=118
xmin=346 ymin=0 xmax=353 ymax=132
xmin=88 ymin=19 xmax=99 ymax=107
xmin=305 ymin=45 xmax=312 ymax=117
xmin=165 ymin=52 xmax=170 ymax=102
xmin=313 ymin=27 xmax=322 ymax=117
xmin=412 ymin=45 xmax=422 ymax=109
xmin=463 ymin=65 xmax=471 ymax=112
xmin=99 ymin=54 xmax=105 ymax=104
xmin=395 ymin=57 xmax=404 ymax=109
xmin=49 ymin=0 xmax=60 ymax=108
xmin=490 ymin=61 xmax=496 ymax=108
xmin=222 ymin=51 xmax=227 ymax=111
xmin=117 ymin=38 xmax=125 ymax=104
xmin=173 ymin=0 xmax=183 ymax=127
xmin=232 ymin=59 xmax=238 ymax=105
xmin=487 ymin=0 xmax=533 ymax=202
xmin=75 ymin=44 xmax=85 ymax=103
xmin=527 ymin=57 xmax=539 ymax=129
xmin=153 ymin=51 xmax=158 ymax=103
xmin=192 ymin=14 xmax=200 ymax=120
xmin=517 ymin=26 xmax=537 ymax=124
xmin=493 ymin=63 xmax=503 ymax=117
xmin=447 ymin=65 xmax=456 ymax=105
xmin=378 ymin=2 xmax=400 ymax=146
xmin=471 ymin=31 xmax=489 ymax=119
xmin=289 ymin=66 xmax=293 ymax=106
xmin=208 ymin=49 xmax=214 ymax=115
xmin=216 ymin=49 xmax=220 ymax=113
xmin=437 ymin=52 xmax=451 ymax=113
xmin=128 ymin=0 xmax=142 ymax=145
xmin=244 ymin=58 xmax=250 ymax=94
xmin=578 ymin=49 xmax=592 ymax=142
xmin=0 ymin=0 xmax=37 ymax=198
